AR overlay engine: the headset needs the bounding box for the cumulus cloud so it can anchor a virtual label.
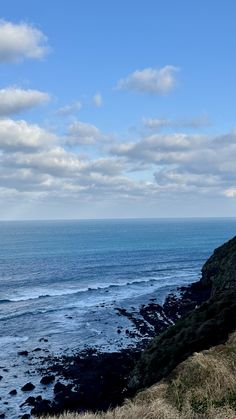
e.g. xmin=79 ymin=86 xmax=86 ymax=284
xmin=0 ymin=114 xmax=236 ymax=219
xmin=0 ymin=118 xmax=56 ymax=151
xmin=116 ymin=66 xmax=178 ymax=94
xmin=0 ymin=117 xmax=149 ymax=205
xmin=92 ymin=93 xmax=103 ymax=108
xmin=56 ymin=101 xmax=82 ymax=116
xmin=111 ymin=133 xmax=205 ymax=163
xmin=154 ymin=169 xmax=222 ymax=193
xmin=8 ymin=147 xmax=87 ymax=177
xmin=0 ymin=87 xmax=50 ymax=116
xmin=0 ymin=20 xmax=49 ymax=62
xmin=111 ymin=130 xmax=236 ymax=197
xmin=66 ymin=120 xmax=103 ymax=145
xmin=3 ymin=151 xmax=123 ymax=190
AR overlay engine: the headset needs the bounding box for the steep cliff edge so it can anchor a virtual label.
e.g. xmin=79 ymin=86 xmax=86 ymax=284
xmin=129 ymin=236 xmax=236 ymax=391
xmin=201 ymin=236 xmax=236 ymax=293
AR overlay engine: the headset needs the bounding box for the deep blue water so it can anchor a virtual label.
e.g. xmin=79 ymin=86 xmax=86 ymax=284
xmin=1 ymin=218 xmax=236 ymax=346
xmin=1 ymin=218 xmax=236 ymax=416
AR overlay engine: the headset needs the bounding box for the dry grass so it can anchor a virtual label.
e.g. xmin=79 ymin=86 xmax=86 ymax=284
xmin=40 ymin=332 xmax=236 ymax=419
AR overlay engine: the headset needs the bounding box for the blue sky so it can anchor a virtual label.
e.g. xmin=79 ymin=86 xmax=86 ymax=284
xmin=0 ymin=0 xmax=236 ymax=219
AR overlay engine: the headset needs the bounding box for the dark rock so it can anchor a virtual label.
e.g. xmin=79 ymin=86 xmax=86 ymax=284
xmin=24 ymin=396 xmax=36 ymax=406
xmin=54 ymin=386 xmax=72 ymax=402
xmin=42 ymin=349 xmax=140 ymax=413
xmin=32 ymin=347 xmax=41 ymax=352
xmin=21 ymin=382 xmax=35 ymax=392
xmin=31 ymin=399 xmax=52 ymax=415
xmin=0 ymin=376 xmax=2 ymax=380
xmin=18 ymin=351 xmax=28 ymax=356
xmin=55 ymin=391 xmax=82 ymax=410
xmin=0 ymin=413 xmax=5 ymax=418
xmin=9 ymin=389 xmax=17 ymax=395
xmin=54 ymin=382 xmax=67 ymax=394
xmin=21 ymin=415 xmax=30 ymax=419
xmin=40 ymin=374 xmax=55 ymax=385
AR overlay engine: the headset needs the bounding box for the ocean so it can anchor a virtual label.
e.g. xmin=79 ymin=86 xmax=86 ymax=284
xmin=1 ymin=218 xmax=236 ymax=416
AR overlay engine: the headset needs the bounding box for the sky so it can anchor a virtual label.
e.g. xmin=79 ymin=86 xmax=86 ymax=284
xmin=0 ymin=0 xmax=236 ymax=219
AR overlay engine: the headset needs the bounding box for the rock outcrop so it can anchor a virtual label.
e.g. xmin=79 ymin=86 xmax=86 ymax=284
xmin=129 ymin=236 xmax=236 ymax=391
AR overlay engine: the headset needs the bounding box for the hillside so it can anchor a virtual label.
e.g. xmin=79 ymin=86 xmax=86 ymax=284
xmin=129 ymin=236 xmax=236 ymax=391
xmin=41 ymin=331 xmax=236 ymax=418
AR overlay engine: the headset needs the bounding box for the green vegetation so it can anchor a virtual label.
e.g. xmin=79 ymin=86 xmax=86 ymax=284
xmin=128 ymin=236 xmax=236 ymax=391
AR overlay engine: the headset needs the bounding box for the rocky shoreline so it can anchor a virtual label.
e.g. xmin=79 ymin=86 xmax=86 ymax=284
xmin=129 ymin=236 xmax=236 ymax=392
xmin=8 ymin=277 xmax=211 ymax=417
xmin=2 ymin=234 xmax=236 ymax=418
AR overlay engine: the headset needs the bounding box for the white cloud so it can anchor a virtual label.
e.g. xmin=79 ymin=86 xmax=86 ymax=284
xmin=0 ymin=118 xmax=56 ymax=151
xmin=0 ymin=114 xmax=236 ymax=219
xmin=10 ymin=146 xmax=87 ymax=177
xmin=224 ymin=188 xmax=236 ymax=198
xmin=0 ymin=20 xmax=49 ymax=62
xmin=111 ymin=133 xmax=205 ymax=162
xmin=154 ymin=169 xmax=222 ymax=193
xmin=56 ymin=101 xmax=82 ymax=116
xmin=143 ymin=118 xmax=172 ymax=129
xmin=116 ymin=66 xmax=178 ymax=94
xmin=143 ymin=115 xmax=210 ymax=130
xmin=0 ymin=87 xmax=50 ymax=116
xmin=92 ymin=93 xmax=103 ymax=108
xmin=110 ymin=130 xmax=236 ymax=197
xmin=66 ymin=121 xmax=103 ymax=145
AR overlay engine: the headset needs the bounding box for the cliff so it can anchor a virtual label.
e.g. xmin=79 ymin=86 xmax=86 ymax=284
xmin=128 ymin=236 xmax=236 ymax=391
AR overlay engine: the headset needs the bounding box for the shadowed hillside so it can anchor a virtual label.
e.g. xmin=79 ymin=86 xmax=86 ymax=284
xmin=129 ymin=236 xmax=236 ymax=391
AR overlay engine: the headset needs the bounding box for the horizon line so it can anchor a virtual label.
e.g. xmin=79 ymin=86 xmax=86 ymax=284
xmin=0 ymin=216 xmax=236 ymax=222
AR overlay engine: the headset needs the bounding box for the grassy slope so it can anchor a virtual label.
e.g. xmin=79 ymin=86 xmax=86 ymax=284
xmin=42 ymin=332 xmax=236 ymax=418
xmin=128 ymin=236 xmax=236 ymax=391
xmin=128 ymin=288 xmax=236 ymax=391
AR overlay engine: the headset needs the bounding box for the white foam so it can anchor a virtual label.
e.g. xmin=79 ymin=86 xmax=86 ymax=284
xmin=0 ymin=336 xmax=28 ymax=345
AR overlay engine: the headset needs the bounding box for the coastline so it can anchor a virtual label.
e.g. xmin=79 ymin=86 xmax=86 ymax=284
xmin=2 ymin=217 xmax=228 ymax=418
xmin=0 ymin=234 xmax=235 ymax=418
xmin=24 ymin=278 xmax=211 ymax=417
xmin=15 ymin=233 xmax=236 ymax=418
